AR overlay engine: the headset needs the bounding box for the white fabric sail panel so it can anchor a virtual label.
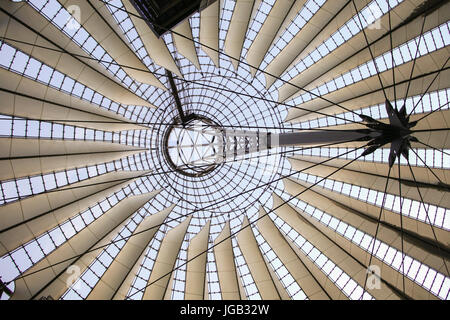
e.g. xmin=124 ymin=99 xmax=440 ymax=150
xmin=264 ymin=0 xmax=346 ymax=89
xmin=59 ymin=0 xmax=162 ymax=87
xmin=275 ymin=191 xmax=440 ymax=300
xmin=284 ymin=50 xmax=450 ymax=123
xmin=0 ymin=138 xmax=146 ymax=180
xmin=185 ymin=221 xmax=211 ymax=300
xmin=0 ymin=2 xmax=115 ymax=84
xmin=270 ymin=0 xmax=308 ymax=47
xmin=172 ymin=20 xmax=201 ymax=71
xmin=271 ymin=194 xmax=348 ymax=300
xmin=246 ymin=0 xmax=295 ymax=76
xmin=39 ymin=218 xmax=127 ymax=300
xmin=38 ymin=190 xmax=162 ymax=300
xmin=236 ymin=215 xmax=282 ymax=300
xmin=288 ymin=155 xmax=450 ymax=208
xmin=213 ymin=221 xmax=241 ymax=299
xmin=200 ymin=0 xmax=220 ymax=67
xmin=143 ymin=216 xmax=192 ymax=300
xmin=282 ymin=228 xmax=347 ymax=299
xmin=0 ymin=171 xmax=149 ymax=255
xmin=286 ymin=4 xmax=450 ymax=101
xmin=276 ymin=0 xmax=437 ymax=103
xmin=0 ymin=70 xmax=148 ymax=132
xmin=0 ymin=2 xmax=154 ymax=107
xmin=292 ymin=0 xmax=366 ymax=62
xmin=113 ymin=244 xmax=156 ymax=300
xmin=224 ymin=0 xmax=255 ymax=71
xmin=282 ymin=175 xmax=450 ymax=278
xmin=285 ymin=68 xmax=450 ymax=123
xmin=411 ymin=108 xmax=450 ymax=150
xmin=283 ymin=177 xmax=449 ymax=256
xmin=271 ymin=193 xmax=402 ymax=300
xmin=288 ymin=149 xmax=450 ymax=187
xmin=263 ymin=252 xmax=291 ymax=300
xmin=11 ymin=192 xmax=159 ymax=300
xmin=88 ymin=205 xmax=175 ymax=300
xmin=257 ymin=207 xmax=330 ymax=300
xmin=163 ymin=269 xmax=177 ymax=300
xmin=237 ymin=270 xmax=248 ymax=300
xmin=122 ymin=0 xmax=182 ymax=79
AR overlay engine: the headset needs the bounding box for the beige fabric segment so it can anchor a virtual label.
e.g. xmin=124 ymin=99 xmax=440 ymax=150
xmin=284 ymin=175 xmax=449 ymax=251
xmin=288 ymin=0 xmax=377 ymax=66
xmin=295 ymin=4 xmax=450 ymax=99
xmin=0 ymin=2 xmax=154 ymax=108
xmin=122 ymin=0 xmax=181 ymax=78
xmin=272 ymin=193 xmax=403 ymax=300
xmin=237 ymin=269 xmax=248 ymax=300
xmin=88 ymin=205 xmax=175 ymax=300
xmin=0 ymin=69 xmax=147 ymax=132
xmin=288 ymin=154 xmax=450 ymax=211
xmin=39 ymin=191 xmax=163 ymax=300
xmin=172 ymin=20 xmax=201 ymax=71
xmin=285 ymin=46 xmax=450 ymax=123
xmin=278 ymin=0 xmax=449 ymax=103
xmin=257 ymin=207 xmax=330 ymax=299
xmin=411 ymin=109 xmax=450 ymax=150
xmin=283 ymin=175 xmax=450 ymax=277
xmin=0 ymin=170 xmax=149 ymax=255
xmin=163 ymin=269 xmax=177 ymax=300
xmin=246 ymin=0 xmax=295 ymax=76
xmin=287 ymin=67 xmax=450 ymax=123
xmin=275 ymin=188 xmax=440 ymax=300
xmin=185 ymin=221 xmax=211 ymax=300
xmin=237 ymin=215 xmax=281 ymax=299
xmin=11 ymin=192 xmax=158 ymax=300
xmin=279 ymin=226 xmax=348 ymax=300
xmin=60 ymin=0 xmax=162 ymax=87
xmin=113 ymin=239 xmax=157 ymax=300
xmin=213 ymin=221 xmax=241 ymax=299
xmin=39 ymin=216 xmax=126 ymax=300
xmin=0 ymin=138 xmax=146 ymax=180
xmin=143 ymin=216 xmax=192 ymax=300
xmin=224 ymin=0 xmax=255 ymax=71
xmin=263 ymin=253 xmax=291 ymax=300
xmin=264 ymin=0 xmax=347 ymax=88
xmin=200 ymin=0 xmax=220 ymax=67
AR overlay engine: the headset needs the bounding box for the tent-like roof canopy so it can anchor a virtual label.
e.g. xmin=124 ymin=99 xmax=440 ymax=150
xmin=0 ymin=0 xmax=449 ymax=300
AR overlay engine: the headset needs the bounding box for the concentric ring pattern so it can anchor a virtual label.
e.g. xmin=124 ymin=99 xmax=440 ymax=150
xmin=0 ymin=0 xmax=449 ymax=300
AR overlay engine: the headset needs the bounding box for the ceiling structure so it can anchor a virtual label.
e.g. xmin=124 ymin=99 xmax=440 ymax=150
xmin=0 ymin=0 xmax=449 ymax=301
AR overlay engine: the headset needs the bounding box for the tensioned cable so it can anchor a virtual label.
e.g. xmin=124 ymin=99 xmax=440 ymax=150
xmin=351 ymin=0 xmax=389 ymax=103
xmin=95 ymin=0 xmax=369 ymax=121
xmin=408 ymin=56 xmax=450 ymax=118
xmin=7 ymin=141 xmax=364 ymax=288
xmin=408 ymin=147 xmax=450 ymax=197
xmin=13 ymin=145 xmax=371 ymax=299
xmin=406 ymin=159 xmax=450 ymax=277
xmin=403 ymin=15 xmax=427 ymax=110
xmin=388 ymin=1 xmax=398 ymax=109
xmin=125 ymin=145 xmax=372 ymax=300
xmin=0 ymin=37 xmax=364 ymax=127
xmin=361 ymin=165 xmax=392 ymax=299
xmin=0 ymin=141 xmax=349 ymax=233
xmin=2 ymin=0 xmax=446 ymax=300
xmin=398 ymin=161 xmax=406 ymax=295
xmin=416 ymin=140 xmax=450 ymax=157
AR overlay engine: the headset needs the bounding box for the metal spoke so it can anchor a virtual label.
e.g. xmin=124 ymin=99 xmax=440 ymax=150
xmin=361 ymin=165 xmax=392 ymax=299
xmin=351 ymin=0 xmax=389 ymax=102
xmin=397 ymin=161 xmax=406 ymax=294
xmin=406 ymin=160 xmax=450 ymax=276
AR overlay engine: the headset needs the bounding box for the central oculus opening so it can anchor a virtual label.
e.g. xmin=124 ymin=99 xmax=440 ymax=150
xmin=163 ymin=115 xmax=224 ymax=177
